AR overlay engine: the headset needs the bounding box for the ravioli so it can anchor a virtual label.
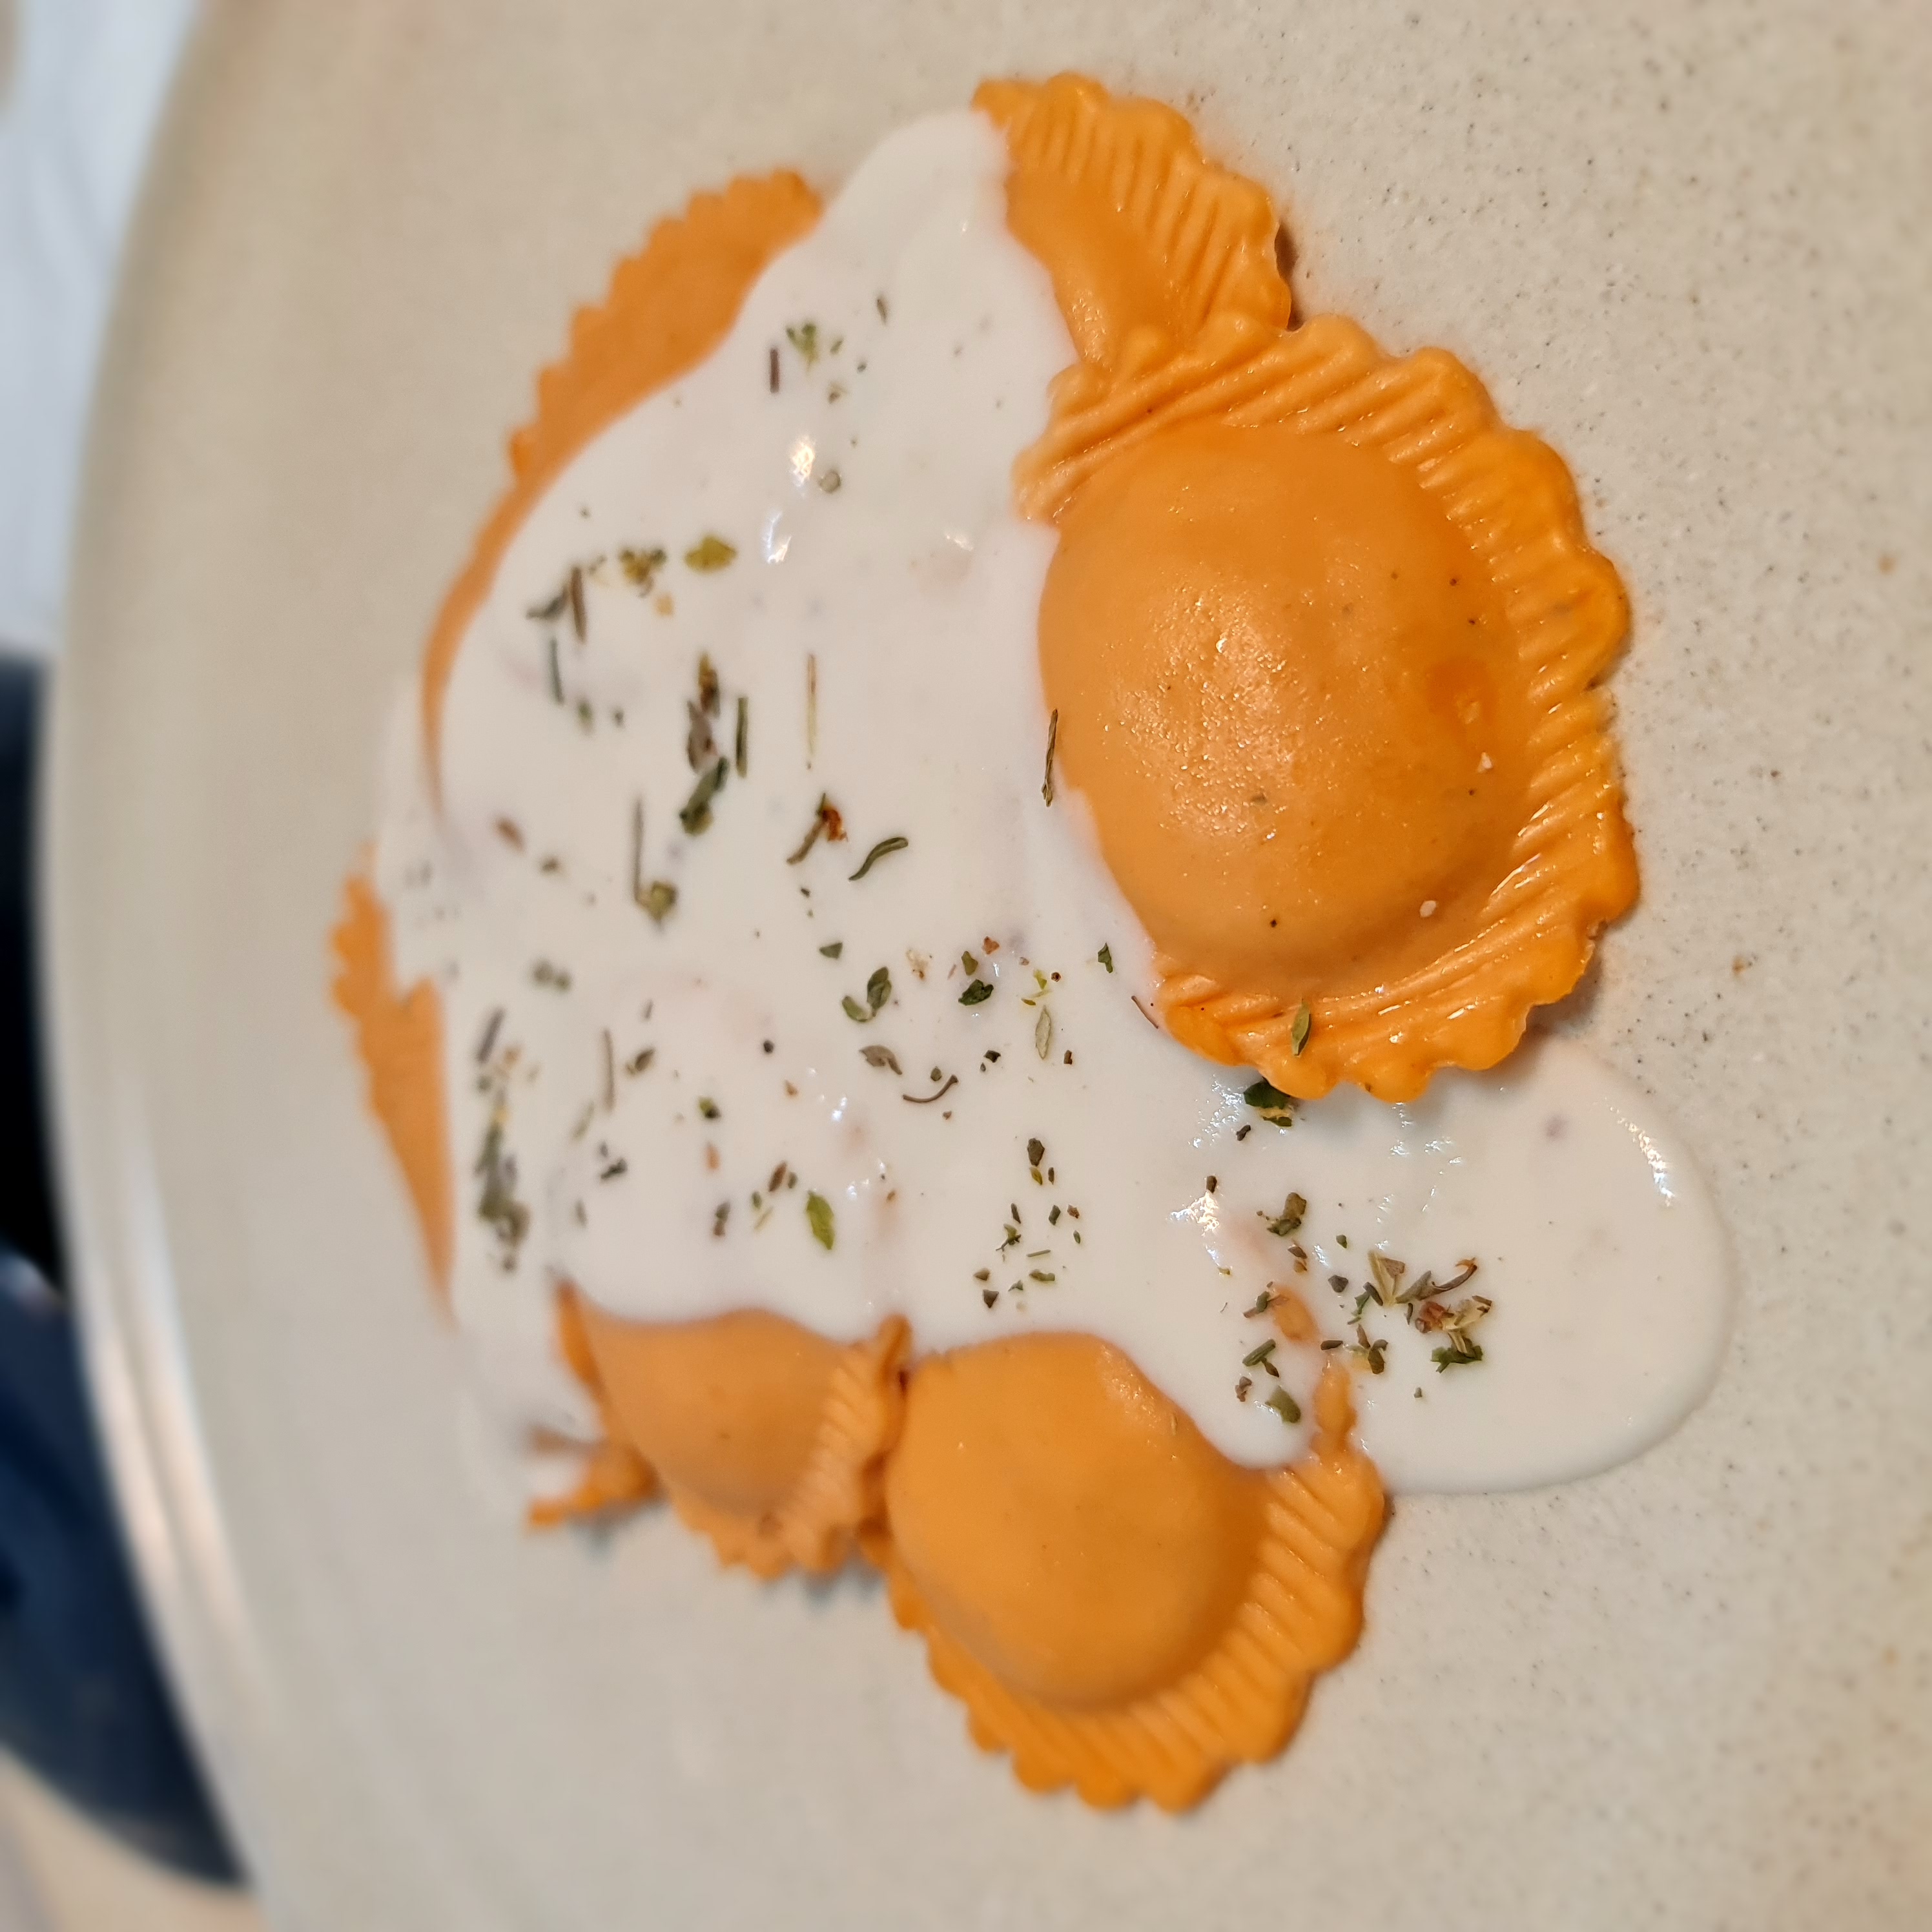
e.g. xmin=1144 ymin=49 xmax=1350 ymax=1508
xmin=557 ymin=1292 xmax=907 ymax=1577
xmin=985 ymin=74 xmax=1637 ymax=1102
xmin=332 ymin=74 xmax=1653 ymax=1812
xmin=875 ymin=1342 xmax=1381 ymax=1809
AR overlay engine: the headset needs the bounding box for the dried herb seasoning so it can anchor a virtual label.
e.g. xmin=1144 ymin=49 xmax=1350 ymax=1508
xmin=1266 ymin=1388 xmax=1303 ymax=1426
xmin=786 ymin=794 xmax=845 ymax=864
xmin=842 ymin=965 xmax=892 ymax=1023
xmin=619 ymin=546 xmax=667 ymax=590
xmin=685 ymin=699 xmax=717 ymax=773
xmin=805 ymin=1191 xmax=836 ymax=1250
xmin=1259 ymin=1192 xmax=1308 ymax=1237
xmin=474 ymin=1119 xmax=529 ymax=1266
xmin=1242 ymin=1077 xmax=1296 ymax=1125
xmin=848 ymin=835 xmax=909 ymax=881
xmin=1367 ymin=1252 xmax=1407 ymax=1304
xmin=679 ymin=759 xmax=728 ymax=835
xmin=474 ymin=1007 xmax=504 ymax=1065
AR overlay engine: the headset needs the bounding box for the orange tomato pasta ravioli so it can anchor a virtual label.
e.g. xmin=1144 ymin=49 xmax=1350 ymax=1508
xmin=333 ymin=73 xmax=1640 ymax=1809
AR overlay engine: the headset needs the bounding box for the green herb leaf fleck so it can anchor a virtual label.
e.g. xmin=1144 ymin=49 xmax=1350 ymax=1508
xmin=960 ymin=979 xmax=993 ymax=1006
xmin=1260 ymin=1192 xmax=1308 ymax=1238
xmin=683 ymin=534 xmax=738 ymax=572
xmin=848 ymin=835 xmax=909 ymax=882
xmin=1097 ymin=943 xmax=1113 ymax=973
xmin=678 ymin=759 xmax=728 ymax=835
xmin=629 ymin=798 xmax=677 ymax=925
xmin=1290 ymin=1000 xmax=1313 ymax=1056
xmin=1266 ymin=1388 xmax=1303 ymax=1426
xmin=1242 ymin=1076 xmax=1297 ymax=1125
xmin=805 ymin=1190 xmax=835 ymax=1250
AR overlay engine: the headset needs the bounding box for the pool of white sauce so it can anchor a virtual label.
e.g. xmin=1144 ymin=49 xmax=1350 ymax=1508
xmin=375 ymin=110 xmax=1732 ymax=1494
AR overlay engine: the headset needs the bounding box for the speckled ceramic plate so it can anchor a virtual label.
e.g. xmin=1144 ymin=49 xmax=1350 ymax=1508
xmin=46 ymin=4 xmax=1932 ymax=1926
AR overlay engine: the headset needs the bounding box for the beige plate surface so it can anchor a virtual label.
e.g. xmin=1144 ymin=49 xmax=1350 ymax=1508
xmin=46 ymin=3 xmax=1932 ymax=1927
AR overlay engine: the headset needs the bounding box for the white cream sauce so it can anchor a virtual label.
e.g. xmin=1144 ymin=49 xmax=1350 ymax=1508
xmin=374 ymin=110 xmax=1732 ymax=1493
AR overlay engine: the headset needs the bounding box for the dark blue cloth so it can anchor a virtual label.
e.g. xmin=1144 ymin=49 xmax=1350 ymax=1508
xmin=0 ymin=1269 xmax=235 ymax=1880
xmin=0 ymin=655 xmax=237 ymax=1881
